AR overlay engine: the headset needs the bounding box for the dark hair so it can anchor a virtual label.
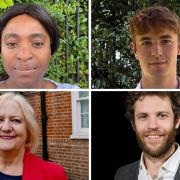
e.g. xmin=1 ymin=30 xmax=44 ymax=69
xmin=126 ymin=92 xmax=180 ymax=124
xmin=0 ymin=3 xmax=60 ymax=55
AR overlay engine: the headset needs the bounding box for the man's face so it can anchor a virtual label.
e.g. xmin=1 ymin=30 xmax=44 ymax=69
xmin=1 ymin=14 xmax=51 ymax=88
xmin=133 ymin=95 xmax=180 ymax=157
xmin=132 ymin=29 xmax=180 ymax=79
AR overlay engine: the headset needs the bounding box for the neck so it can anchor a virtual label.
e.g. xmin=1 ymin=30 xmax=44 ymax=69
xmin=141 ymin=74 xmax=178 ymax=89
xmin=143 ymin=143 xmax=176 ymax=178
xmin=2 ymin=78 xmax=55 ymax=89
xmin=0 ymin=148 xmax=25 ymax=175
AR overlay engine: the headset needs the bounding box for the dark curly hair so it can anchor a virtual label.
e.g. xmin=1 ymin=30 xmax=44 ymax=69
xmin=126 ymin=92 xmax=180 ymax=124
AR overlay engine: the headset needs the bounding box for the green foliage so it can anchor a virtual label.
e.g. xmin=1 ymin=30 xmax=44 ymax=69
xmin=0 ymin=0 xmax=14 ymax=9
xmin=0 ymin=0 xmax=88 ymax=88
xmin=92 ymin=0 xmax=180 ymax=88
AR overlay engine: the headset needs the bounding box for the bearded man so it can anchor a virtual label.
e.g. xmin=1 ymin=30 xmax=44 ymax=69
xmin=115 ymin=92 xmax=180 ymax=180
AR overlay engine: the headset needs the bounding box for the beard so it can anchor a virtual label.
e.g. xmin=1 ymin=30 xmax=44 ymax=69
xmin=135 ymin=127 xmax=176 ymax=158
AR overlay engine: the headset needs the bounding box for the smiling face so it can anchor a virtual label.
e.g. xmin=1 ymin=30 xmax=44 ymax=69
xmin=0 ymin=99 xmax=27 ymax=152
xmin=133 ymin=95 xmax=180 ymax=157
xmin=132 ymin=29 xmax=180 ymax=79
xmin=1 ymin=14 xmax=51 ymax=88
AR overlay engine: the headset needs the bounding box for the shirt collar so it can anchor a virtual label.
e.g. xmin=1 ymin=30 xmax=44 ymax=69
xmin=162 ymin=143 xmax=180 ymax=172
xmin=139 ymin=143 xmax=180 ymax=173
xmin=136 ymin=77 xmax=180 ymax=89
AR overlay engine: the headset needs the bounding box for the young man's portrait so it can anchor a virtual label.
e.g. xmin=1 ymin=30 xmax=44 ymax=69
xmin=92 ymin=1 xmax=180 ymax=89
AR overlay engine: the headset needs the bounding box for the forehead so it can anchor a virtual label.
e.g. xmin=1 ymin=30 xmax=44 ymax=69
xmin=2 ymin=14 xmax=49 ymax=37
xmin=135 ymin=29 xmax=178 ymax=42
xmin=134 ymin=95 xmax=172 ymax=113
xmin=0 ymin=99 xmax=23 ymax=116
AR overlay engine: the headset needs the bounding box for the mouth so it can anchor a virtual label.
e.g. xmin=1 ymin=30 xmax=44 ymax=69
xmin=149 ymin=60 xmax=167 ymax=65
xmin=14 ymin=67 xmax=37 ymax=71
xmin=145 ymin=134 xmax=164 ymax=143
xmin=0 ymin=136 xmax=16 ymax=140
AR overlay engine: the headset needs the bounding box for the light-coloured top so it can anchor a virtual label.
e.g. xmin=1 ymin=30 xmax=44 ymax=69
xmin=46 ymin=79 xmax=80 ymax=89
xmin=0 ymin=78 xmax=80 ymax=89
xmin=136 ymin=77 xmax=180 ymax=89
xmin=138 ymin=144 xmax=180 ymax=180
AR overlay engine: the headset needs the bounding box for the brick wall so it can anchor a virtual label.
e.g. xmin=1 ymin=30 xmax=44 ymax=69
xmin=24 ymin=92 xmax=89 ymax=180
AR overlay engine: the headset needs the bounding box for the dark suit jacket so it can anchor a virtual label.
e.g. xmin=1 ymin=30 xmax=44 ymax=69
xmin=115 ymin=160 xmax=180 ymax=180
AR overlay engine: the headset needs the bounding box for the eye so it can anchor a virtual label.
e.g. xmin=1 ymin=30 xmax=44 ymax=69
xmin=11 ymin=119 xmax=21 ymax=124
xmin=158 ymin=113 xmax=168 ymax=119
xmin=6 ymin=42 xmax=18 ymax=49
xmin=161 ymin=39 xmax=172 ymax=45
xmin=32 ymin=42 xmax=44 ymax=48
xmin=137 ymin=114 xmax=148 ymax=120
xmin=142 ymin=41 xmax=151 ymax=46
xmin=0 ymin=118 xmax=4 ymax=122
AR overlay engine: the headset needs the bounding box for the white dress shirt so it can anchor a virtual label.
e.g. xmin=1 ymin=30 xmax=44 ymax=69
xmin=138 ymin=144 xmax=180 ymax=180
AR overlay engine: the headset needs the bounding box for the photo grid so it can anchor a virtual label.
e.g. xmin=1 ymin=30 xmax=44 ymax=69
xmin=0 ymin=0 xmax=180 ymax=180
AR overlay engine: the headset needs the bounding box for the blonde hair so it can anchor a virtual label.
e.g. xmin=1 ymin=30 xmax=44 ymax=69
xmin=0 ymin=92 xmax=39 ymax=152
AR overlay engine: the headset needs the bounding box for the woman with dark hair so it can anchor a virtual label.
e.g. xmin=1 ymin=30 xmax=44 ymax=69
xmin=0 ymin=3 xmax=79 ymax=89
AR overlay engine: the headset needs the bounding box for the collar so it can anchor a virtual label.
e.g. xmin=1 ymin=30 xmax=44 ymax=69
xmin=139 ymin=143 xmax=180 ymax=173
xmin=136 ymin=77 xmax=180 ymax=89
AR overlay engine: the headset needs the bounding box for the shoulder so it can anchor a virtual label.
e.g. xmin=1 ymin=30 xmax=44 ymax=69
xmin=0 ymin=80 xmax=6 ymax=89
xmin=136 ymin=81 xmax=141 ymax=89
xmin=45 ymin=78 xmax=80 ymax=89
xmin=24 ymin=152 xmax=68 ymax=180
xmin=115 ymin=161 xmax=139 ymax=180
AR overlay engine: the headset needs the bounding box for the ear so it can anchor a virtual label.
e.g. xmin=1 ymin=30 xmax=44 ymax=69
xmin=175 ymin=118 xmax=180 ymax=129
xmin=131 ymin=121 xmax=136 ymax=132
xmin=131 ymin=41 xmax=139 ymax=60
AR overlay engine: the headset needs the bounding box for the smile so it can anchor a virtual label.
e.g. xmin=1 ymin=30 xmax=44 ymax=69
xmin=145 ymin=134 xmax=164 ymax=142
xmin=0 ymin=136 xmax=16 ymax=140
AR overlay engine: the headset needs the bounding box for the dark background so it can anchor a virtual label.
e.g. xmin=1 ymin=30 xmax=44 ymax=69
xmin=91 ymin=91 xmax=180 ymax=180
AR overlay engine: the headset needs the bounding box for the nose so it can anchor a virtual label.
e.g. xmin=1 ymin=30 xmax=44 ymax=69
xmin=151 ymin=43 xmax=162 ymax=57
xmin=16 ymin=43 xmax=33 ymax=61
xmin=1 ymin=120 xmax=12 ymax=133
xmin=147 ymin=116 xmax=158 ymax=130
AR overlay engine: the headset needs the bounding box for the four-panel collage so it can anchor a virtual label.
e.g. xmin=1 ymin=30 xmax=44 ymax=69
xmin=0 ymin=0 xmax=180 ymax=180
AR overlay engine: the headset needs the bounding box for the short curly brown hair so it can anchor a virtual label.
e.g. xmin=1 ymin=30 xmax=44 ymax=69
xmin=129 ymin=6 xmax=180 ymax=42
xmin=126 ymin=92 xmax=180 ymax=125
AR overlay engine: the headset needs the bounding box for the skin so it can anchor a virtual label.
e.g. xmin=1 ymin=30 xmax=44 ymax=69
xmin=0 ymin=99 xmax=27 ymax=175
xmin=132 ymin=29 xmax=180 ymax=88
xmin=0 ymin=14 xmax=56 ymax=89
xmin=133 ymin=95 xmax=180 ymax=178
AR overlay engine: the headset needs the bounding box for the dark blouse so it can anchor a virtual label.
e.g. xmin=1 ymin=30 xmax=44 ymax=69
xmin=0 ymin=172 xmax=22 ymax=180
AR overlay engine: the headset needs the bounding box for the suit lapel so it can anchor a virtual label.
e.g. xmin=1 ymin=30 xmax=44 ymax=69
xmin=174 ymin=163 xmax=180 ymax=180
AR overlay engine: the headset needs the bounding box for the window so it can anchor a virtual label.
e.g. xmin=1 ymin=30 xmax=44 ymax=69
xmin=71 ymin=91 xmax=89 ymax=139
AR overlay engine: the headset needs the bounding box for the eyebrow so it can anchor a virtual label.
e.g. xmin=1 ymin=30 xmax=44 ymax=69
xmin=139 ymin=37 xmax=151 ymax=42
xmin=139 ymin=35 xmax=173 ymax=42
xmin=3 ymin=33 xmax=47 ymax=39
xmin=136 ymin=111 xmax=169 ymax=116
xmin=160 ymin=35 xmax=172 ymax=39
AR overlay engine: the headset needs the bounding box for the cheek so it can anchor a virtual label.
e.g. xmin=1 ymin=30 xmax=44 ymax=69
xmin=136 ymin=46 xmax=149 ymax=59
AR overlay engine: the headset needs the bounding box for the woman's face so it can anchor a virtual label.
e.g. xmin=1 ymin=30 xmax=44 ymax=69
xmin=1 ymin=14 xmax=51 ymax=88
xmin=0 ymin=99 xmax=27 ymax=152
